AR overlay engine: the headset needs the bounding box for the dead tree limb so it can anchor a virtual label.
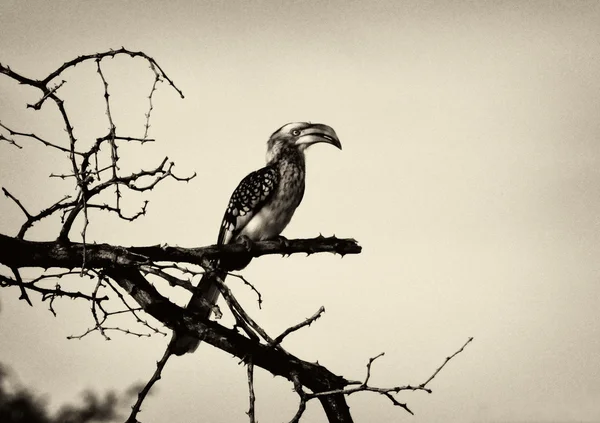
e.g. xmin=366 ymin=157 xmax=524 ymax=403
xmin=0 ymin=48 xmax=472 ymax=423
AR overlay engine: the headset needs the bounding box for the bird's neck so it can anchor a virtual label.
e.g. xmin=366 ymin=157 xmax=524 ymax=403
xmin=267 ymin=145 xmax=305 ymax=172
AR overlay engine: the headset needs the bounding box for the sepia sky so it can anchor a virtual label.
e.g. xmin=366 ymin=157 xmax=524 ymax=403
xmin=1 ymin=1 xmax=600 ymax=422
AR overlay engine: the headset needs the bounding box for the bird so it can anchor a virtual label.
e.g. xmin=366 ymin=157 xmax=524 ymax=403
xmin=170 ymin=122 xmax=342 ymax=355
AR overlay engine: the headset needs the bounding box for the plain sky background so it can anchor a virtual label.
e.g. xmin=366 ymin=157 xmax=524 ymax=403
xmin=1 ymin=1 xmax=600 ymax=422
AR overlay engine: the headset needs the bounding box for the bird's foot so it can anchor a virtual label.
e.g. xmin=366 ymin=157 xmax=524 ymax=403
xmin=236 ymin=235 xmax=254 ymax=252
xmin=274 ymin=235 xmax=291 ymax=257
xmin=275 ymin=235 xmax=290 ymax=249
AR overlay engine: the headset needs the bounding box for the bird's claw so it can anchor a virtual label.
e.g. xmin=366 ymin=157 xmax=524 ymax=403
xmin=275 ymin=235 xmax=290 ymax=249
xmin=237 ymin=235 xmax=254 ymax=252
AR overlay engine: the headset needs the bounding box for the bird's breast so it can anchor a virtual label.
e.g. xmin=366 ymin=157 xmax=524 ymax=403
xmin=239 ymin=161 xmax=305 ymax=241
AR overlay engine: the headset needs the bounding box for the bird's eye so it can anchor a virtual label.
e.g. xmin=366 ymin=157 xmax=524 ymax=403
xmin=291 ymin=129 xmax=301 ymax=136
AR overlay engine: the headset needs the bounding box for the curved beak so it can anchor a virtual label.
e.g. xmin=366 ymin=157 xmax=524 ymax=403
xmin=295 ymin=123 xmax=342 ymax=150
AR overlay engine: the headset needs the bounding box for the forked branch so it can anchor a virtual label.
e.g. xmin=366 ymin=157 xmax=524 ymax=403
xmin=0 ymin=48 xmax=471 ymax=423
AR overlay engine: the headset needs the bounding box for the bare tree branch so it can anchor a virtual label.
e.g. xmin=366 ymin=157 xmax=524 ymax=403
xmin=2 ymin=188 xmax=32 ymax=219
xmin=102 ymin=267 xmax=354 ymax=422
xmin=39 ymin=47 xmax=184 ymax=99
xmin=125 ymin=344 xmax=172 ymax=423
xmin=0 ymin=48 xmax=471 ymax=423
xmin=227 ymin=272 xmax=263 ymax=308
xmin=0 ymin=121 xmax=74 ymax=152
xmin=28 ymin=79 xmax=66 ymax=110
xmin=420 ymin=336 xmax=474 ymax=388
xmin=9 ymin=267 xmax=32 ymax=307
xmin=272 ymin=306 xmax=326 ymax=348
xmin=247 ymin=360 xmax=257 ymax=423
xmin=143 ymin=62 xmax=161 ymax=139
xmin=0 ymin=133 xmax=22 ymax=148
xmin=0 ymin=271 xmax=107 ymax=310
xmin=306 ymin=337 xmax=475 ymax=416
xmin=0 ymin=233 xmax=361 ymax=270
xmin=1 ymin=48 xmax=187 ymax=246
xmin=289 ymin=372 xmax=309 ymax=423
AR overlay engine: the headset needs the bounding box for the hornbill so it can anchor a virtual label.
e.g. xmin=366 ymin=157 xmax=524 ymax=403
xmin=171 ymin=122 xmax=342 ymax=355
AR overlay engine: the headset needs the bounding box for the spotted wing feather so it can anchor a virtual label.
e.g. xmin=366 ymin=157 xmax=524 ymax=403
xmin=218 ymin=166 xmax=279 ymax=245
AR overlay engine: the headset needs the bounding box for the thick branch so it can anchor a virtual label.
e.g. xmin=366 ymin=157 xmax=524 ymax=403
xmin=0 ymin=233 xmax=359 ymax=422
xmin=103 ymin=267 xmax=353 ymax=422
xmin=0 ymin=62 xmax=44 ymax=87
xmin=0 ymin=234 xmax=361 ymax=271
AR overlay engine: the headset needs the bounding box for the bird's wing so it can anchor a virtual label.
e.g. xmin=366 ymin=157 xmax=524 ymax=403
xmin=173 ymin=167 xmax=277 ymax=355
xmin=217 ymin=166 xmax=279 ymax=245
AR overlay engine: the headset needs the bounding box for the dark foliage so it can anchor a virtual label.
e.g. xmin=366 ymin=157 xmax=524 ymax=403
xmin=0 ymin=363 xmax=138 ymax=423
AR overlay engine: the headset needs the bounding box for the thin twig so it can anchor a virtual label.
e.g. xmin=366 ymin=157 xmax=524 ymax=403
xmin=28 ymin=79 xmax=66 ymax=110
xmin=68 ymin=325 xmax=152 ymax=340
xmin=90 ymin=277 xmax=109 ymax=340
xmin=102 ymin=276 xmax=166 ymax=336
xmin=307 ymin=337 xmax=475 ymax=416
xmin=0 ymin=121 xmax=77 ymax=154
xmin=126 ymin=346 xmax=174 ymax=423
xmin=0 ymin=273 xmax=106 ymax=310
xmin=140 ymin=265 xmax=195 ymax=291
xmin=40 ymin=47 xmax=185 ymax=99
xmin=288 ymin=372 xmax=308 ymax=423
xmin=228 ymin=272 xmax=263 ymax=309
xmin=247 ymin=359 xmax=257 ymax=423
xmin=80 ymin=197 xmax=90 ymax=273
xmin=271 ymin=306 xmax=325 ymax=348
xmin=2 ymin=188 xmax=31 ymax=218
xmin=86 ymin=201 xmax=149 ymax=222
xmin=0 ymin=134 xmax=22 ymax=148
xmin=143 ymin=62 xmax=161 ymax=139
xmin=96 ymin=59 xmax=121 ymax=214
xmin=214 ymin=274 xmax=280 ymax=348
xmin=419 ymin=337 xmax=474 ymax=389
xmin=10 ymin=267 xmax=32 ymax=306
xmin=96 ymin=135 xmax=155 ymax=143
xmin=363 ymin=352 xmax=385 ymax=386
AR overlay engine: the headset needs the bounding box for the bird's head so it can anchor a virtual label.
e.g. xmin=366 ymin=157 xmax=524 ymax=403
xmin=266 ymin=122 xmax=341 ymax=163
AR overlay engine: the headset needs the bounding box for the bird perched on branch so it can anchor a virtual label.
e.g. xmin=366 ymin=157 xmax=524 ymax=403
xmin=171 ymin=122 xmax=342 ymax=355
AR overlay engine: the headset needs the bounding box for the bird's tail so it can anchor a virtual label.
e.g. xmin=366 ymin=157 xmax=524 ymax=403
xmin=170 ymin=269 xmax=227 ymax=355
